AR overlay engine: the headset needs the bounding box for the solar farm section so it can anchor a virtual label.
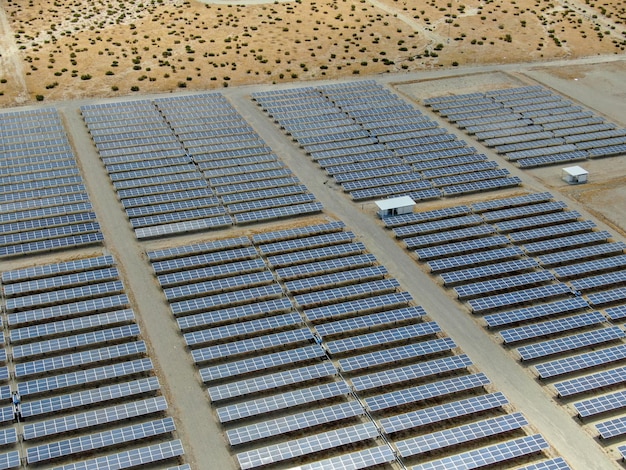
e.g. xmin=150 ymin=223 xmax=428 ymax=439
xmin=0 ymin=108 xmax=103 ymax=258
xmin=0 ymin=256 xmax=186 ymax=469
xmin=384 ymin=191 xmax=626 ymax=459
xmin=81 ymin=94 xmax=321 ymax=240
xmin=252 ymin=81 xmax=521 ymax=202
xmin=148 ymin=221 xmax=566 ymax=470
xmin=2 ymin=75 xmax=625 ymax=470
xmin=425 ymin=86 xmax=626 ymax=168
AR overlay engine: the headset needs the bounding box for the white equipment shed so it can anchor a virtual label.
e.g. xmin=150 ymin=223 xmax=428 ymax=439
xmin=375 ymin=196 xmax=415 ymax=219
xmin=562 ymin=166 xmax=588 ymax=184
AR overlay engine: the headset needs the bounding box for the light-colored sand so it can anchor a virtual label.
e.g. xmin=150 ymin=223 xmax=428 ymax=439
xmin=1 ymin=0 xmax=625 ymax=106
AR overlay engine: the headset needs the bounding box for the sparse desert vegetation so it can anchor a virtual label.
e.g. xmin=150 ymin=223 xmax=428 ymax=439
xmin=0 ymin=0 xmax=625 ymax=105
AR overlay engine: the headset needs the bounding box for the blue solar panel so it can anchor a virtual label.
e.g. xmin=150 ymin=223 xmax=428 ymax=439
xmin=23 ymin=396 xmax=167 ymax=439
xmin=469 ymin=283 xmax=572 ymax=314
xmin=365 ymin=373 xmax=489 ymax=412
xmin=534 ymin=344 xmax=626 ymax=379
xmin=304 ymin=291 xmax=413 ymax=322
xmin=396 ymin=412 xmax=528 ymax=457
xmin=455 ymin=271 xmax=555 ymax=300
xmin=236 ymin=422 xmax=379 ymax=470
xmin=427 ymin=247 xmax=525 ymax=274
xmin=499 ymin=311 xmax=605 ymax=344
xmin=200 ymin=344 xmax=326 ymax=382
xmin=553 ymin=365 xmax=626 ymax=397
xmin=339 ymin=337 xmax=456 ymax=373
xmin=517 ymin=327 xmax=624 ymax=361
xmin=20 ymin=377 xmax=161 ymax=418
xmin=327 ymin=321 xmax=440 ymax=355
xmin=17 ymin=357 xmax=152 ymax=396
xmin=352 ymin=354 xmax=472 ymax=392
xmin=410 ymin=434 xmax=548 ymax=470
xmin=226 ymin=400 xmax=364 ymax=446
xmin=314 ymin=305 xmax=424 ymax=337
xmin=574 ymin=389 xmax=626 ymax=418
xmin=26 ymin=417 xmax=176 ymax=464
xmin=216 ymin=381 xmax=350 ymax=423
xmin=207 ymin=361 xmax=337 ymax=402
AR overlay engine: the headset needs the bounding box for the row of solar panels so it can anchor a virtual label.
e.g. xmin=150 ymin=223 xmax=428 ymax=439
xmin=252 ymin=81 xmax=521 ymax=202
xmin=0 ymin=255 xmax=186 ymax=469
xmin=0 ymin=108 xmax=103 ymax=258
xmin=146 ymin=218 xmax=569 ymax=470
xmin=384 ymin=191 xmax=626 ymax=447
xmin=427 ymin=86 xmax=626 ymax=167
xmin=81 ymin=94 xmax=321 ymax=240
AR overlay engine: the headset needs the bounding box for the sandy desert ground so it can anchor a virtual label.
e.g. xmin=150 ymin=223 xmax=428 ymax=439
xmin=1 ymin=0 xmax=625 ymax=106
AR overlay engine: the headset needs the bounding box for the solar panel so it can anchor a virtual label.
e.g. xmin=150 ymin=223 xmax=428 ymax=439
xmin=515 ymin=457 xmax=573 ymax=470
xmin=192 ymin=328 xmax=312 ymax=363
xmin=327 ymin=322 xmax=440 ymax=355
xmin=296 ymin=445 xmax=396 ymax=470
xmin=183 ymin=312 xmax=301 ymax=347
xmin=352 ymin=354 xmax=472 ymax=392
xmin=553 ymin=255 xmax=626 ymax=280
xmin=339 ymin=337 xmax=456 ymax=373
xmin=517 ymin=326 xmax=625 ymax=361
xmin=365 ymin=373 xmax=489 ymax=412
xmin=494 ymin=211 xmax=581 ymax=233
xmin=26 ymin=417 xmax=176 ymax=463
xmin=537 ymin=242 xmax=626 ymax=267
xmin=574 ymin=389 xmax=626 ymax=418
xmin=587 ymin=287 xmax=626 ymax=307
xmin=315 ymin=305 xmax=425 ymax=337
xmin=50 ymin=440 xmax=184 ymax=470
xmin=12 ymin=324 xmax=140 ymax=360
xmin=468 ymin=283 xmax=572 ymax=314
xmin=396 ymin=412 xmax=528 ymax=457
xmin=499 ymin=311 xmax=605 ymax=344
xmin=415 ymin=235 xmax=510 ymax=261
xmin=455 ymin=271 xmax=556 ymax=300
xmin=8 ymin=294 xmax=129 ymax=326
xmin=176 ymin=297 xmax=293 ymax=331
xmin=216 ymin=380 xmax=350 ymax=423
xmin=294 ymin=278 xmax=400 ymax=308
xmin=440 ymin=258 xmax=539 ymax=286
xmin=207 ymin=361 xmax=337 ymax=402
xmin=304 ymin=291 xmax=413 ymax=322
xmin=226 ymin=400 xmax=364 ymax=446
xmin=534 ymin=344 xmax=626 ymax=379
xmin=428 ymin=247 xmax=525 ymax=274
xmin=236 ymin=422 xmax=379 ymax=469
xmin=15 ymin=340 xmax=146 ymax=378
xmin=200 ymin=344 xmax=326 ymax=382
xmin=20 ymin=377 xmax=161 ymax=418
xmin=23 ymin=396 xmax=168 ymax=439
xmin=509 ymin=221 xmax=597 ymax=244
xmin=410 ymin=434 xmax=548 ymax=470
xmin=596 ymin=416 xmax=626 ymax=439
xmin=170 ymin=284 xmax=283 ymax=316
xmin=553 ymin=365 xmax=626 ymax=397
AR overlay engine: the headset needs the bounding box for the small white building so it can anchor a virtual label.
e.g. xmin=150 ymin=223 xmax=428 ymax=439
xmin=375 ymin=196 xmax=415 ymax=219
xmin=562 ymin=166 xmax=588 ymax=184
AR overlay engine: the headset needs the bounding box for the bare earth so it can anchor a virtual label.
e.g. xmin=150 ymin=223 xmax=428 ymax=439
xmin=1 ymin=0 xmax=625 ymax=105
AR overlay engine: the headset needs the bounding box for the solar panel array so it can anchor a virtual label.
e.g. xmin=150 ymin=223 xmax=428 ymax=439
xmin=384 ymin=189 xmax=626 ymax=447
xmin=252 ymin=81 xmax=521 ymax=202
xmin=0 ymin=108 xmax=103 ymax=258
xmin=0 ymin=255 xmax=185 ymax=468
xmin=81 ymin=93 xmax=320 ymax=239
xmin=148 ymin=218 xmax=563 ymax=469
xmin=427 ymin=85 xmax=626 ymax=167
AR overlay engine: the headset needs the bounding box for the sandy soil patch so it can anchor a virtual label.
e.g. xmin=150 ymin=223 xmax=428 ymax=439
xmin=1 ymin=0 xmax=625 ymax=106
